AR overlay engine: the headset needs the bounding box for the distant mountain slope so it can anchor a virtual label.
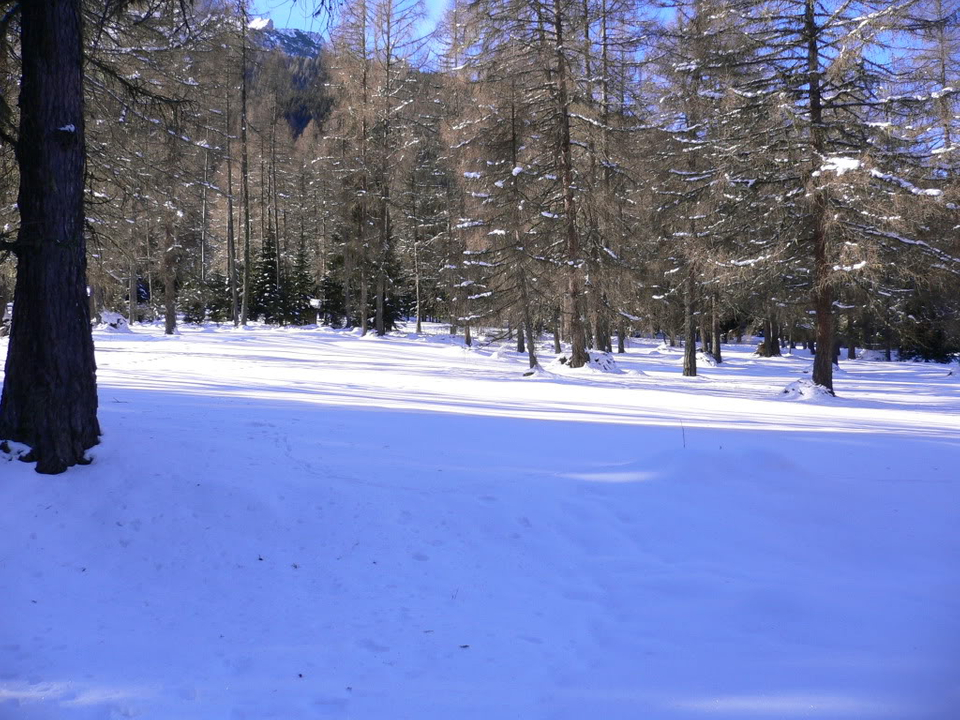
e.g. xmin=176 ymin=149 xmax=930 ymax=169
xmin=248 ymin=18 xmax=323 ymax=58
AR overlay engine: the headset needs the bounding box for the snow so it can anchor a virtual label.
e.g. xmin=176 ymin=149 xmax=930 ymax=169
xmin=780 ymin=378 xmax=836 ymax=402
xmin=97 ymin=311 xmax=133 ymax=333
xmin=1 ymin=325 xmax=959 ymax=719
xmin=819 ymin=156 xmax=861 ymax=176
xmin=248 ymin=17 xmax=272 ymax=30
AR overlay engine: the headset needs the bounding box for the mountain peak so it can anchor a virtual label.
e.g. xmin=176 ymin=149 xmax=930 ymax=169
xmin=248 ymin=18 xmax=323 ymax=58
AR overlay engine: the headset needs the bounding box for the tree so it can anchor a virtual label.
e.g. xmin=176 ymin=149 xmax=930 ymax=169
xmin=0 ymin=0 xmax=100 ymax=473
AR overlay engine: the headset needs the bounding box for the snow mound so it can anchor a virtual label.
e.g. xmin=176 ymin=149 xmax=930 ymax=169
xmin=588 ymin=351 xmax=624 ymax=373
xmin=99 ymin=311 xmax=133 ymax=333
xmin=697 ymin=350 xmax=717 ymax=367
xmin=0 ymin=440 xmax=31 ymax=461
xmin=545 ymin=351 xmax=634 ymax=375
xmin=781 ymin=378 xmax=836 ymax=401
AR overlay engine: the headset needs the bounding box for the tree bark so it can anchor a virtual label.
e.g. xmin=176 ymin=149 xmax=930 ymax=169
xmin=553 ymin=307 xmax=562 ymax=354
xmin=682 ymin=266 xmax=696 ymax=376
xmin=224 ymin=95 xmax=239 ymax=325
xmin=0 ymin=0 xmax=100 ymax=473
xmin=163 ymin=224 xmax=178 ymax=335
xmin=806 ymin=0 xmax=834 ymax=393
xmin=711 ymin=294 xmax=722 ymax=363
xmin=553 ymin=0 xmax=588 ymax=368
xmin=128 ymin=250 xmax=137 ymax=325
xmin=239 ymin=4 xmax=253 ymax=325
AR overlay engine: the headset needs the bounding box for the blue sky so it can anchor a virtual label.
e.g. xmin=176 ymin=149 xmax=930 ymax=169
xmin=251 ymin=0 xmax=449 ymax=35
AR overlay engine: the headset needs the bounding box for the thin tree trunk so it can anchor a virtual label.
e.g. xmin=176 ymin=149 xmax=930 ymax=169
xmin=226 ymin=94 xmax=239 ymax=326
xmin=128 ymin=250 xmax=137 ymax=324
xmin=413 ymin=238 xmax=422 ymax=334
xmin=375 ymin=270 xmax=386 ymax=336
xmin=360 ymin=268 xmax=368 ymax=336
xmin=553 ymin=307 xmax=562 ymax=354
xmin=682 ymin=266 xmax=697 ymax=376
xmin=239 ymin=3 xmax=253 ymax=325
xmin=163 ymin=224 xmax=178 ymax=336
xmin=0 ymin=0 xmax=100 ymax=473
xmin=711 ymin=294 xmax=722 ymax=363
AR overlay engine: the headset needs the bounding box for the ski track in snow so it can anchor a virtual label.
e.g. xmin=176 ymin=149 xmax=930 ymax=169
xmin=1 ymin=323 xmax=959 ymax=719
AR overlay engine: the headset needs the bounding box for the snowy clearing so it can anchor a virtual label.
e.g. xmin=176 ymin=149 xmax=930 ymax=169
xmin=2 ymin=324 xmax=959 ymax=719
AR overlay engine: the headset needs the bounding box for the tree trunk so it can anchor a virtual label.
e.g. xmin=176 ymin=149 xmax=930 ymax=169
xmin=128 ymin=251 xmax=137 ymax=325
xmin=617 ymin=322 xmax=625 ymax=354
xmin=163 ymin=224 xmax=178 ymax=336
xmin=682 ymin=266 xmax=697 ymax=376
xmin=239 ymin=5 xmax=253 ymax=325
xmin=553 ymin=307 xmax=562 ymax=354
xmin=359 ymin=270 xmax=368 ymax=336
xmin=711 ymin=295 xmax=722 ymax=363
xmin=0 ymin=0 xmax=100 ymax=473
xmin=845 ymin=314 xmax=856 ymax=359
xmin=553 ymin=0 xmax=588 ymax=368
xmin=806 ymin=0 xmax=834 ymax=393
xmin=226 ymin=94 xmax=239 ymax=326
xmin=764 ymin=314 xmax=782 ymax=356
xmin=413 ymin=230 xmax=422 ymax=334
xmin=516 ymin=265 xmax=537 ymax=368
xmin=375 ymin=271 xmax=385 ymax=337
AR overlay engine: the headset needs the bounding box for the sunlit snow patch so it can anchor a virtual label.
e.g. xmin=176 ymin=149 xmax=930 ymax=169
xmin=545 ymin=351 xmax=644 ymax=376
xmin=98 ymin=311 xmax=133 ymax=333
xmin=782 ymin=378 xmax=835 ymax=401
xmin=673 ymin=693 xmax=897 ymax=715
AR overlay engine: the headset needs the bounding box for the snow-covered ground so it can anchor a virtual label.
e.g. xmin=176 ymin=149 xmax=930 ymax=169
xmin=2 ymin=323 xmax=959 ymax=719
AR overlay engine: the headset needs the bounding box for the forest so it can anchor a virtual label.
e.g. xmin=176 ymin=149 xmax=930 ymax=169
xmin=1 ymin=0 xmax=958 ymax=392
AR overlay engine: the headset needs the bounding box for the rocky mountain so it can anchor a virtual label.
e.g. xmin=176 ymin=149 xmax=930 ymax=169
xmin=248 ymin=18 xmax=323 ymax=58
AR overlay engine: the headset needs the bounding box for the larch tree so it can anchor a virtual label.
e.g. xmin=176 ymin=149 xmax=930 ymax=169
xmin=0 ymin=0 xmax=99 ymax=473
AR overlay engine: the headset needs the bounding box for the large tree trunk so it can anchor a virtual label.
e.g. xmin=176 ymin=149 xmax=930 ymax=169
xmin=759 ymin=312 xmax=782 ymax=357
xmin=553 ymin=0 xmax=589 ymax=368
xmin=806 ymin=0 xmax=834 ymax=393
xmin=0 ymin=0 xmax=100 ymax=473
